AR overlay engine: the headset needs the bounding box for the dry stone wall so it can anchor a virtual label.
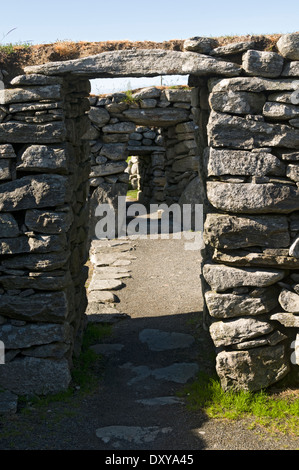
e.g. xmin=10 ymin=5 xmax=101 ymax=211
xmin=0 ymin=32 xmax=298 ymax=399
xmin=0 ymin=74 xmax=91 ymax=394
xmin=85 ymin=86 xmax=198 ymax=214
xmin=193 ymin=34 xmax=299 ymax=391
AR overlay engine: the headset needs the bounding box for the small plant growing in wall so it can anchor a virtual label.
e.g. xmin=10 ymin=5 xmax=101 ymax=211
xmin=123 ymin=90 xmax=142 ymax=106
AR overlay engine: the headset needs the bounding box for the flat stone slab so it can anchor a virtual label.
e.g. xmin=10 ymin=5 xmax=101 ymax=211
xmin=208 ymin=110 xmax=299 ymax=150
xmin=90 ymin=252 xmax=135 ymax=267
xmin=128 ymin=145 xmax=164 ymax=154
xmin=204 ymin=213 xmax=290 ymax=249
xmin=87 ymin=290 xmax=118 ymax=304
xmin=205 ymin=288 xmax=278 ymax=318
xmin=139 ymin=329 xmax=195 ymax=351
xmin=207 ymin=148 xmax=284 ymax=177
xmin=210 ymin=40 xmax=256 ymax=56
xmin=111 ymin=259 xmax=132 ymax=267
xmin=0 ymin=357 xmax=71 ymax=395
xmin=0 ymin=322 xmax=72 ymax=349
xmin=209 ymin=317 xmax=274 ymax=348
xmin=210 ymin=77 xmax=299 ymax=93
xmin=123 ymin=108 xmax=190 ymax=127
xmin=0 ymin=175 xmax=71 ymax=212
xmin=270 ymin=312 xmax=299 ymax=328
xmin=203 ymin=263 xmax=285 ymax=292
xmin=90 ymin=343 xmax=124 ymax=356
xmin=88 ymin=278 xmax=125 ymax=291
xmin=152 ymin=363 xmax=199 ymax=383
xmin=136 ymin=396 xmax=184 ymax=406
xmin=86 ymin=304 xmax=120 ymax=315
xmin=90 ymin=253 xmax=121 ymax=266
xmin=207 ymin=181 xmax=299 ymax=214
xmin=96 ymin=425 xmax=172 ymax=447
xmin=0 ymin=122 xmax=66 ymax=144
xmin=24 ymin=49 xmax=241 ymax=78
xmin=90 ymin=239 xmax=131 ymax=249
xmin=90 ymin=243 xmax=130 ymax=251
xmin=120 ymin=362 xmax=199 ymax=385
xmin=93 ymin=266 xmax=131 ymax=280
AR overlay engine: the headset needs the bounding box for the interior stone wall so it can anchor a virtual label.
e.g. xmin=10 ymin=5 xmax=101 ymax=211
xmin=0 ymin=75 xmax=91 ymax=394
xmin=0 ymin=32 xmax=298 ymax=398
xmin=188 ymin=44 xmax=299 ymax=391
xmin=85 ymin=86 xmax=199 ymax=238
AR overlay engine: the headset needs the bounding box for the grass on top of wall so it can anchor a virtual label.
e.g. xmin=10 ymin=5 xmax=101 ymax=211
xmin=180 ymin=372 xmax=299 ymax=437
xmin=0 ymin=42 xmax=32 ymax=54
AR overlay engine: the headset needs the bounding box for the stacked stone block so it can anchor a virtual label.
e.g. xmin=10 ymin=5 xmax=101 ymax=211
xmin=164 ymin=119 xmax=199 ymax=205
xmin=198 ymin=36 xmax=299 ymax=391
xmin=86 ymin=87 xmax=198 ymax=208
xmin=0 ymin=32 xmax=298 ymax=398
xmin=0 ymin=74 xmax=91 ymax=395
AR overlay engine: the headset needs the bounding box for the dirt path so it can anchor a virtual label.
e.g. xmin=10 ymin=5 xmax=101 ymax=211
xmin=0 ymin=229 xmax=298 ymax=451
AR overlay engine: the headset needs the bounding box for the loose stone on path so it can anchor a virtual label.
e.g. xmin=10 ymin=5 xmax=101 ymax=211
xmin=87 ymin=290 xmax=118 ymax=304
xmin=93 ymin=267 xmax=132 ymax=279
xmin=88 ymin=279 xmax=125 ymax=291
xmin=121 ymin=362 xmax=199 ymax=385
xmin=95 ymin=425 xmax=172 ymax=447
xmin=139 ymin=329 xmax=195 ymax=351
xmin=136 ymin=397 xmax=184 ymax=406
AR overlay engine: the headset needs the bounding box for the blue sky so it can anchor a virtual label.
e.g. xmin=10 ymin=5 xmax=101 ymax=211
xmin=1 ymin=0 xmax=298 ymax=93
xmin=0 ymin=0 xmax=297 ymax=45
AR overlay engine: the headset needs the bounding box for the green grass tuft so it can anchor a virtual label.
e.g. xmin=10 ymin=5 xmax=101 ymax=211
xmin=0 ymin=41 xmax=32 ymax=55
xmin=122 ymin=90 xmax=142 ymax=105
xmin=180 ymin=372 xmax=299 ymax=436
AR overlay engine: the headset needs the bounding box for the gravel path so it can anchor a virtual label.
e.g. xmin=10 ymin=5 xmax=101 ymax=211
xmin=0 ymin=226 xmax=298 ymax=451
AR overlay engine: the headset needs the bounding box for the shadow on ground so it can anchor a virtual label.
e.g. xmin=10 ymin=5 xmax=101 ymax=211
xmin=0 ymin=311 xmax=215 ymax=451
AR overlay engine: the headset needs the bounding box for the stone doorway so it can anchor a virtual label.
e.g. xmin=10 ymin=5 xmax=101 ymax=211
xmin=0 ymin=39 xmax=298 ymax=399
xmin=86 ymin=84 xmax=201 ymax=241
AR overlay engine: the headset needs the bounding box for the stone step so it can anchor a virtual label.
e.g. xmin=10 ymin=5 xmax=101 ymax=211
xmin=136 ymin=396 xmax=184 ymax=406
xmin=111 ymin=259 xmax=132 ymax=267
xmin=90 ymin=343 xmax=124 ymax=356
xmin=90 ymin=253 xmax=136 ymax=267
xmin=139 ymin=328 xmax=195 ymax=351
xmin=93 ymin=266 xmax=131 ymax=280
xmin=120 ymin=362 xmax=199 ymax=385
xmin=88 ymin=278 xmax=125 ymax=292
xmin=87 ymin=290 xmax=119 ymax=303
xmin=86 ymin=304 xmax=120 ymax=315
